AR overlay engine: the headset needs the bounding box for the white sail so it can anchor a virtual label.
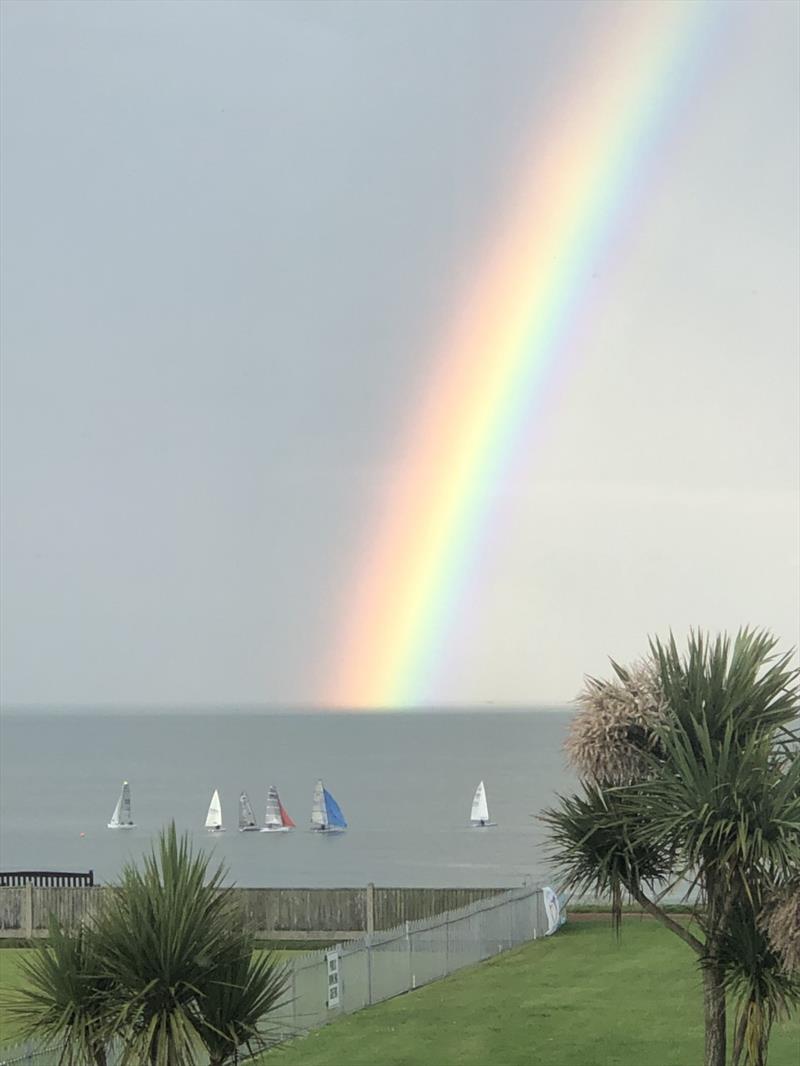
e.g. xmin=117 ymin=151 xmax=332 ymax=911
xmin=108 ymin=796 xmax=122 ymax=828
xmin=311 ymin=779 xmax=327 ymax=828
xmin=239 ymin=791 xmax=257 ymax=831
xmin=470 ymin=781 xmax=490 ymax=823
xmin=108 ymin=781 xmax=134 ymax=829
xmin=206 ymin=789 xmax=224 ymax=831
xmin=264 ymin=785 xmax=283 ymax=827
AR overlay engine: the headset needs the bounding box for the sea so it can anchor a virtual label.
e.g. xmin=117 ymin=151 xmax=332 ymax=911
xmin=0 ymin=709 xmax=576 ymax=889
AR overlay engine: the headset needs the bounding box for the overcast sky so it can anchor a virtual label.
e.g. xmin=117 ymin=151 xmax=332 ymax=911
xmin=1 ymin=0 xmax=798 ymax=709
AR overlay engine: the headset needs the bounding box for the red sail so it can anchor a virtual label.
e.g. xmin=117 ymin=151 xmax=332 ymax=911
xmin=279 ymin=802 xmax=296 ymax=828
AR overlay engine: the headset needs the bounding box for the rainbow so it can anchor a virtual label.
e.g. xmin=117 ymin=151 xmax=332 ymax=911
xmin=326 ymin=2 xmax=717 ymax=708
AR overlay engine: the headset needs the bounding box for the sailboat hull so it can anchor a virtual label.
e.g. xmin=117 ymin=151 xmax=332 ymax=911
xmin=310 ymin=825 xmax=346 ymax=833
xmin=206 ymin=827 xmax=226 ymax=833
xmin=260 ymin=825 xmax=292 ymax=833
xmin=469 ymin=821 xmax=497 ymax=828
xmin=107 ymin=823 xmax=136 ymax=830
xmin=239 ymin=826 xmax=260 ymax=832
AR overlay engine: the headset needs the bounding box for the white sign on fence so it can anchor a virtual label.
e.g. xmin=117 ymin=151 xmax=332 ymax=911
xmin=326 ymin=949 xmax=341 ymax=1008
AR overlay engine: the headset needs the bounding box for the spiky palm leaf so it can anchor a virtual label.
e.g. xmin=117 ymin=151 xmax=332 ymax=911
xmin=718 ymin=893 xmax=800 ymax=1066
xmin=92 ymin=823 xmax=244 ymax=1066
xmin=649 ymin=630 xmax=797 ymax=745
xmin=622 ymin=719 xmax=800 ymax=901
xmin=199 ymin=945 xmax=291 ymax=1065
xmin=540 ymin=782 xmax=674 ymax=933
xmin=0 ymin=918 xmax=113 ymax=1066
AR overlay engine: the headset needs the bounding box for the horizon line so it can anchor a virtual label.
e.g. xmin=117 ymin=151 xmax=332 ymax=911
xmin=0 ymin=700 xmax=575 ymax=714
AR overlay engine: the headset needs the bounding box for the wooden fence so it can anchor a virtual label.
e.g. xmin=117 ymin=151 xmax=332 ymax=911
xmin=0 ymin=885 xmax=506 ymax=940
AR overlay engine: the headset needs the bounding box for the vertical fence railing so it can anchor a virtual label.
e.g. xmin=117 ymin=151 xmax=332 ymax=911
xmin=266 ymin=883 xmax=555 ymax=1046
xmin=0 ymin=884 xmax=559 ymax=1063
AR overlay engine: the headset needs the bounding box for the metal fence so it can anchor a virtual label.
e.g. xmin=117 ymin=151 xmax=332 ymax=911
xmin=0 ymin=1043 xmax=123 ymax=1066
xmin=0 ymin=1040 xmax=125 ymax=1066
xmin=0 ymin=883 xmax=555 ymax=1063
xmin=0 ymin=1044 xmax=61 ymax=1066
xmin=267 ymin=882 xmax=550 ymax=1042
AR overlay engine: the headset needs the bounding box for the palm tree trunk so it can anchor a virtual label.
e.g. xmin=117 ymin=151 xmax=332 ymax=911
xmin=703 ymin=963 xmax=727 ymax=1066
xmin=732 ymin=1009 xmax=747 ymax=1066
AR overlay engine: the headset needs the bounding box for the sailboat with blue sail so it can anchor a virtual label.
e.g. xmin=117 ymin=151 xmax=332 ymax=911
xmin=310 ymin=779 xmax=347 ymax=833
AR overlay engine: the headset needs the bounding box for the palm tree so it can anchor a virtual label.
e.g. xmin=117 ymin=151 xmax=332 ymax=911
xmin=199 ymin=945 xmax=290 ymax=1065
xmin=1 ymin=917 xmax=113 ymax=1066
xmin=2 ymin=826 xmax=291 ymax=1065
xmin=92 ymin=823 xmax=288 ymax=1066
xmin=542 ymin=629 xmax=799 ymax=1066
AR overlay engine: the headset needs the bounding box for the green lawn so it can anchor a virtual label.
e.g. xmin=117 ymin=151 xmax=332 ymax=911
xmin=259 ymin=920 xmax=800 ymax=1066
xmin=0 ymin=949 xmax=35 ymax=1043
xmin=2 ymin=924 xmax=798 ymax=1065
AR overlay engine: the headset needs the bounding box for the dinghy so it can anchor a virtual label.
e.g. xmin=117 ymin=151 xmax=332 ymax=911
xmin=310 ymin=779 xmax=347 ymax=833
xmin=260 ymin=784 xmax=296 ymax=833
xmin=205 ymin=789 xmax=225 ymax=832
xmin=107 ymin=780 xmax=135 ymax=829
xmin=469 ymin=780 xmax=496 ymax=828
xmin=238 ymin=791 xmax=259 ymax=832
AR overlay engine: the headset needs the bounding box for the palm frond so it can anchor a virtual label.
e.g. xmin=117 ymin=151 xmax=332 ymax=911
xmin=0 ymin=917 xmax=113 ymax=1066
xmin=199 ymin=945 xmax=291 ymax=1064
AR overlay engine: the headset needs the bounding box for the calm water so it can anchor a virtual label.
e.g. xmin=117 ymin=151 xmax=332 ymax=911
xmin=0 ymin=710 xmax=574 ymax=888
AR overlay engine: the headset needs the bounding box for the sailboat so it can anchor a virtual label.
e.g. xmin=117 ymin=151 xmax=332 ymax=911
xmin=310 ymin=779 xmax=347 ymax=832
xmin=205 ymin=789 xmax=225 ymax=832
xmin=238 ymin=791 xmax=259 ymax=832
xmin=469 ymin=780 xmax=496 ymax=828
xmin=107 ymin=780 xmax=135 ymax=829
xmin=260 ymin=784 xmax=296 ymax=833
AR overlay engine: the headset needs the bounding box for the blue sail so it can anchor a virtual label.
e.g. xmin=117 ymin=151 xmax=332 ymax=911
xmin=323 ymin=788 xmax=347 ymax=829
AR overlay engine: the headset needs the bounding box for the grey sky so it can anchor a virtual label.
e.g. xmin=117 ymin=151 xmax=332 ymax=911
xmin=1 ymin=0 xmax=798 ymax=708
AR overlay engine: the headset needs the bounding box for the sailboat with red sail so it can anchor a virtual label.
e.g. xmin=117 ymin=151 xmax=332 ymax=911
xmin=260 ymin=784 xmax=296 ymax=833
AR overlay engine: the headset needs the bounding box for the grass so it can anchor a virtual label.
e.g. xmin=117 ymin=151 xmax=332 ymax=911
xmin=0 ymin=949 xmax=35 ymax=1044
xmin=2 ymin=923 xmax=798 ymax=1064
xmin=258 ymin=920 xmax=800 ymax=1066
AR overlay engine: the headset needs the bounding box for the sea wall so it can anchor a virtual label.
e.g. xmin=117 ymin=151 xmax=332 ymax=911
xmin=0 ymin=885 xmax=506 ymax=939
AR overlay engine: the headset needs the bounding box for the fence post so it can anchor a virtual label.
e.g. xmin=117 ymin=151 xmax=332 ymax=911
xmin=366 ymin=934 xmax=373 ymax=1006
xmin=290 ymin=963 xmax=297 ymax=1040
xmin=22 ymin=882 xmax=34 ymax=939
xmin=406 ymin=920 xmax=414 ymax=990
xmin=366 ymin=882 xmax=375 ymax=935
